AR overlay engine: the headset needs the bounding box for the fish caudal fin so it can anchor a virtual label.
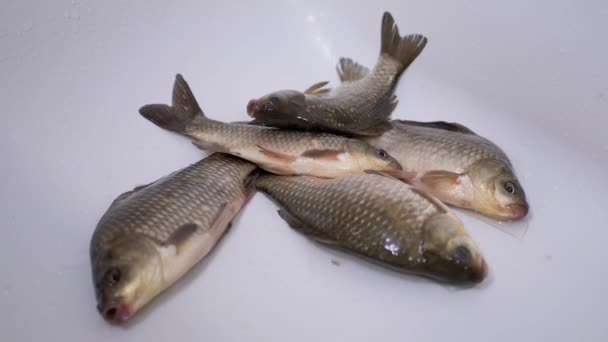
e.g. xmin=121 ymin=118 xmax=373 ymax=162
xmin=337 ymin=58 xmax=370 ymax=82
xmin=139 ymin=74 xmax=205 ymax=134
xmin=380 ymin=12 xmax=427 ymax=72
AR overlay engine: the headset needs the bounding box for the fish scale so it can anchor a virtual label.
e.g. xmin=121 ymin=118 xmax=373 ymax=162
xmin=247 ymin=12 xmax=427 ymax=136
xmin=91 ymin=153 xmax=255 ymax=260
xmin=256 ymin=173 xmax=487 ymax=283
xmin=90 ymin=153 xmax=257 ymax=322
xmin=366 ymin=122 xmax=510 ymax=173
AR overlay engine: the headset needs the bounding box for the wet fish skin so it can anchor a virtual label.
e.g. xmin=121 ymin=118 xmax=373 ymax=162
xmin=362 ymin=120 xmax=528 ymax=220
xmin=90 ymin=154 xmax=257 ymax=323
xmin=139 ymin=74 xmax=402 ymax=178
xmin=256 ymin=173 xmax=487 ymax=284
xmin=246 ymin=12 xmax=427 ymax=136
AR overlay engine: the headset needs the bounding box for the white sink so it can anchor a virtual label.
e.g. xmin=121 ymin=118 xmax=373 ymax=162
xmin=1 ymin=1 xmax=606 ymax=341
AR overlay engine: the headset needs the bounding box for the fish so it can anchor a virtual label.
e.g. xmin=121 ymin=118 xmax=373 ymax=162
xmin=256 ymin=172 xmax=488 ymax=284
xmin=139 ymin=74 xmax=402 ymax=178
xmin=90 ymin=153 xmax=257 ymax=323
xmin=246 ymin=12 xmax=427 ymax=136
xmin=361 ymin=120 xmax=529 ymax=220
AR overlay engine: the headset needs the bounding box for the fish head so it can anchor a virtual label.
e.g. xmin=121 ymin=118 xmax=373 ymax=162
xmin=349 ymin=141 xmax=402 ymax=172
xmin=92 ymin=236 xmax=162 ymax=323
xmin=247 ymin=90 xmax=306 ymax=120
xmin=420 ymin=213 xmax=488 ymax=283
xmin=469 ymin=159 xmax=528 ymax=220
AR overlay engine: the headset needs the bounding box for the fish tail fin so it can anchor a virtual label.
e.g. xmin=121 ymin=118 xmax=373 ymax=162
xmin=139 ymin=74 xmax=206 ymax=134
xmin=380 ymin=12 xmax=427 ymax=73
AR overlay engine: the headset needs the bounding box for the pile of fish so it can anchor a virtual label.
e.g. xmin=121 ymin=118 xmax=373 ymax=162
xmin=90 ymin=12 xmax=528 ymax=323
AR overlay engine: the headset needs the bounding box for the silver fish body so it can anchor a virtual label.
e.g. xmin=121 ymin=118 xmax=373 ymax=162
xmin=90 ymin=153 xmax=256 ymax=323
xmin=139 ymin=75 xmax=402 ymax=178
xmin=362 ymin=120 xmax=529 ymax=220
xmin=256 ymin=173 xmax=487 ymax=284
xmin=247 ymin=12 xmax=427 ymax=136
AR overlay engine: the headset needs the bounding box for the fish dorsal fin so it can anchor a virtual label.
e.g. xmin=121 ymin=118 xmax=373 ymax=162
xmin=109 ymin=183 xmax=152 ymax=207
xmin=277 ymin=210 xmax=342 ymax=246
xmin=393 ymin=120 xmax=476 ymax=135
xmin=336 ymin=57 xmax=370 ymax=82
xmin=304 ymin=81 xmax=331 ymax=96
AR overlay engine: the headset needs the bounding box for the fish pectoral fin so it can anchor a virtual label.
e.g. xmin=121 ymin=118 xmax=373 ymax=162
xmin=392 ymin=120 xmax=476 ymax=135
xmin=164 ymin=222 xmax=200 ymax=254
xmin=304 ymin=81 xmax=331 ymax=96
xmin=364 ymin=169 xmax=416 ymax=184
xmin=300 ymin=149 xmax=343 ymax=160
xmin=420 ymin=170 xmax=462 ymax=193
xmin=410 ymin=187 xmax=449 ymax=213
xmin=353 ymin=120 xmax=394 ymax=136
xmin=256 ymin=145 xmax=297 ymax=163
xmin=277 ymin=210 xmax=342 ymax=246
xmin=336 ymin=57 xmax=370 ymax=82
xmin=242 ymin=170 xmax=259 ymax=202
xmin=191 ymin=141 xmax=229 ymax=153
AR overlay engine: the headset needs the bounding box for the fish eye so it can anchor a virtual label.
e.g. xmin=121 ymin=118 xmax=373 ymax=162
xmin=104 ymin=268 xmax=122 ymax=287
xmin=503 ymin=181 xmax=517 ymax=194
xmin=376 ymin=149 xmax=388 ymax=159
xmin=452 ymin=246 xmax=472 ymax=264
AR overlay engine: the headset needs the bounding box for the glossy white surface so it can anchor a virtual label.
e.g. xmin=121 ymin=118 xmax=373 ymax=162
xmin=1 ymin=0 xmax=607 ymax=341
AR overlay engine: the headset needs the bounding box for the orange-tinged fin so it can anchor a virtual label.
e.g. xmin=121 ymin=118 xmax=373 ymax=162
xmin=337 ymin=57 xmax=370 ymax=82
xmin=304 ymin=81 xmax=331 ymax=95
xmin=380 ymin=12 xmax=427 ymax=72
xmin=256 ymin=145 xmax=297 ymax=163
xmin=301 ymin=149 xmax=343 ymax=160
xmin=139 ymin=74 xmax=205 ymax=134
xmin=410 ymin=188 xmax=449 ymax=214
xmin=277 ymin=210 xmax=342 ymax=246
xmin=420 ymin=170 xmax=462 ymax=193
xmin=367 ymin=169 xmax=416 ymax=184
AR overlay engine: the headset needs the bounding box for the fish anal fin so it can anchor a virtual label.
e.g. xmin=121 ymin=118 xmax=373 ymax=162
xmin=336 ymin=57 xmax=370 ymax=82
xmin=277 ymin=210 xmax=342 ymax=246
xmin=301 ymin=149 xmax=343 ymax=160
xmin=304 ymin=81 xmax=331 ymax=95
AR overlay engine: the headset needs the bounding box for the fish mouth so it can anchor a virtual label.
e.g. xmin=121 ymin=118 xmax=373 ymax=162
xmin=387 ymin=160 xmax=402 ymax=171
xmin=470 ymin=258 xmax=488 ymax=283
xmin=505 ymin=202 xmax=529 ymax=220
xmin=246 ymin=99 xmax=257 ymax=117
xmin=99 ymin=298 xmax=132 ymax=323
